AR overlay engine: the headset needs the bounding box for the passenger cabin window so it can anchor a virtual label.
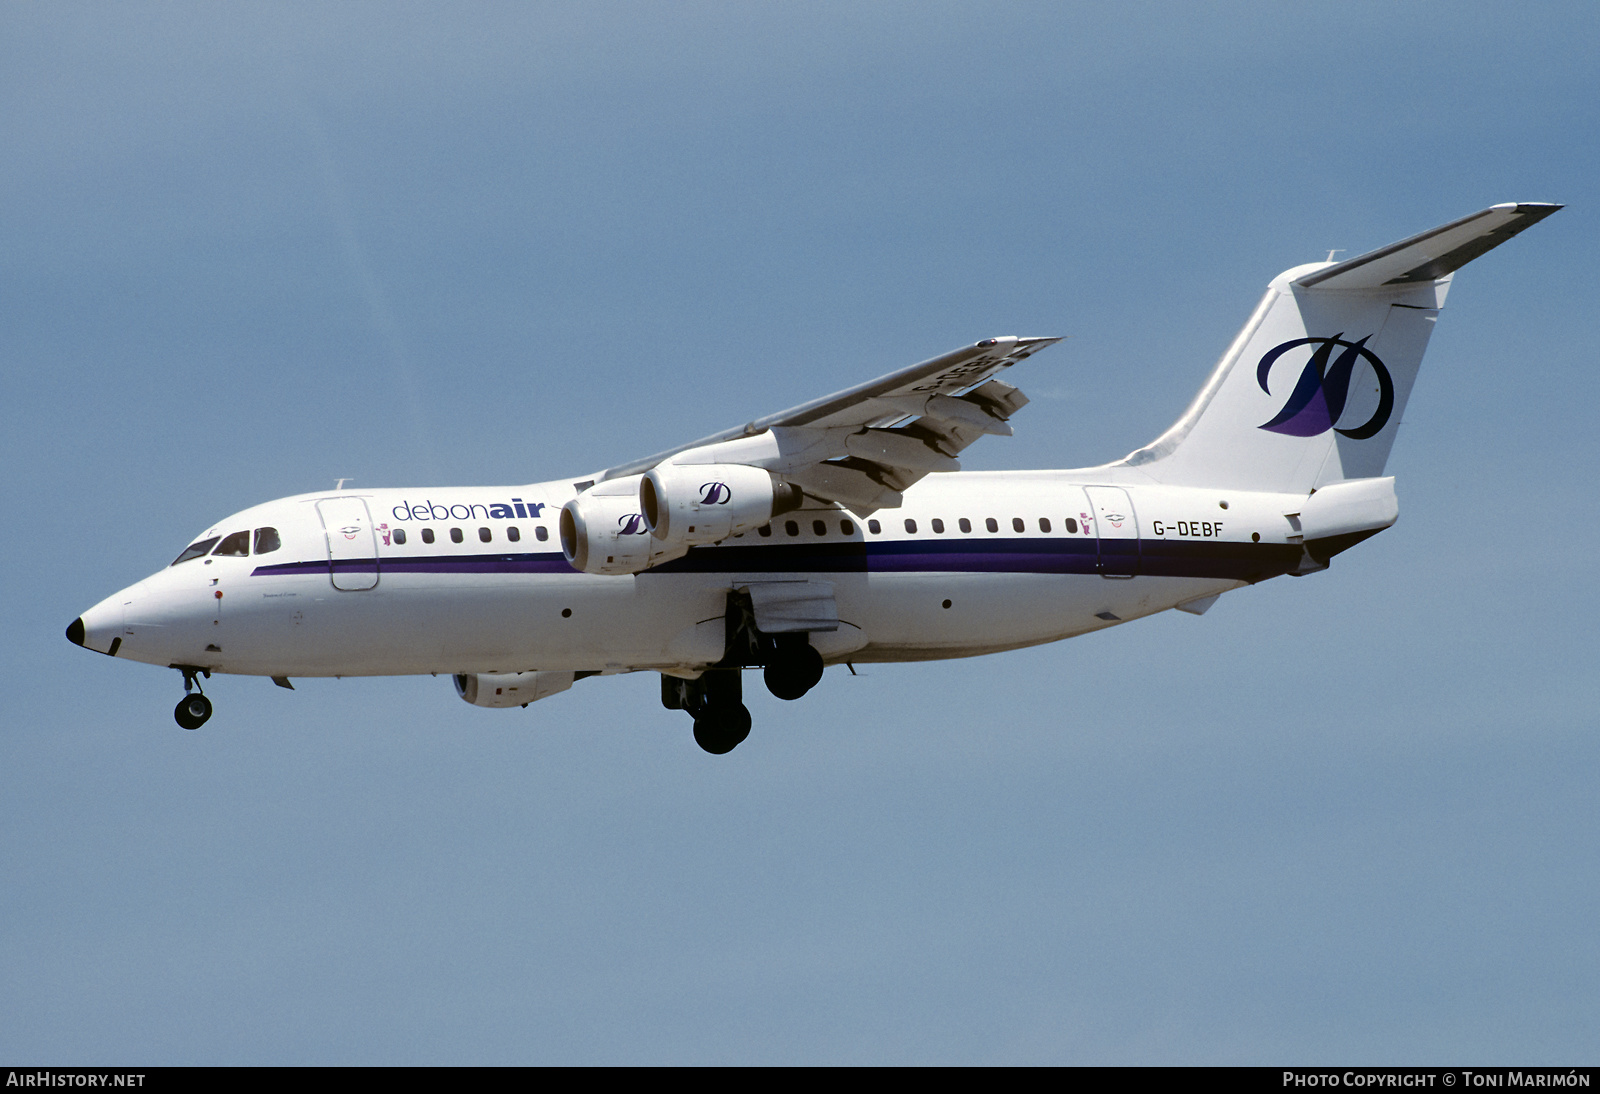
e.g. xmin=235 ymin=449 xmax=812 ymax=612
xmin=254 ymin=527 xmax=281 ymax=554
xmin=535 ymin=526 xmax=549 ymax=542
xmin=507 ymin=527 xmax=520 ymax=543
xmin=1066 ymin=517 xmax=1079 ymax=533
xmin=1039 ymin=518 xmax=1051 ymax=533
xmin=904 ymin=518 xmax=917 ymax=534
xmin=171 ymin=537 xmax=221 ymax=566
xmin=758 ymin=525 xmax=772 ymax=537
xmin=392 ymin=528 xmax=407 ymax=545
xmin=421 ymin=528 xmax=435 ymax=544
xmin=840 ymin=520 xmax=855 ymax=536
xmin=931 ymin=518 xmax=945 ymax=534
xmin=450 ymin=528 xmax=464 ymax=544
xmin=785 ymin=521 xmax=800 ymax=537
xmin=1012 ymin=517 xmax=1025 ymax=533
xmin=985 ymin=518 xmax=999 ymax=533
xmin=478 ymin=527 xmax=492 ymax=543
xmin=959 ymin=518 xmax=972 ymax=533
xmin=813 ymin=520 xmax=827 ymax=537
xmin=868 ymin=519 xmax=881 ymax=534
xmin=213 ymin=531 xmax=250 ymax=556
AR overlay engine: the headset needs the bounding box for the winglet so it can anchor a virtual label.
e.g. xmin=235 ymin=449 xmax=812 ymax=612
xmin=1294 ymin=203 xmax=1562 ymax=290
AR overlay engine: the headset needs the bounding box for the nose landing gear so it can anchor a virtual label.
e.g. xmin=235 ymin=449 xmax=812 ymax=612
xmin=174 ymin=693 xmax=213 ymax=730
xmin=172 ymin=665 xmax=213 ymax=729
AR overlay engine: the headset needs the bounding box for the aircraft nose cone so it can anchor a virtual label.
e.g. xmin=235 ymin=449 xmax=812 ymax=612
xmin=72 ymin=595 xmax=132 ymax=657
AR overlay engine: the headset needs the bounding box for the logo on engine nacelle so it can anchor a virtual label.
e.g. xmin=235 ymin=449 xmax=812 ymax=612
xmin=699 ymin=482 xmax=731 ymax=505
xmin=617 ymin=513 xmax=649 ymax=535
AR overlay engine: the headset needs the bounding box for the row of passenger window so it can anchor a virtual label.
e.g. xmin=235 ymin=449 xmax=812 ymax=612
xmin=754 ymin=519 xmax=859 ymax=538
xmin=383 ymin=515 xmax=1081 ymax=549
xmin=171 ymin=527 xmax=281 ymax=566
xmin=881 ymin=516 xmax=1081 ymax=535
xmin=746 ymin=516 xmax=1081 ymax=539
xmin=390 ymin=525 xmax=550 ymax=546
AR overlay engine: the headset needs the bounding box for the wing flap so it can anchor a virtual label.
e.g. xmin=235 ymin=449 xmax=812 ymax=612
xmin=843 ymin=429 xmax=962 ymax=473
xmin=784 ymin=462 xmax=904 ymax=511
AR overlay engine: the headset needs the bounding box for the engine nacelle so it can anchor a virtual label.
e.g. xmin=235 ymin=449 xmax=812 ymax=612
xmin=560 ymin=476 xmax=689 ymax=575
xmin=641 ymin=462 xmax=802 ymax=548
xmin=454 ymin=670 xmax=576 ymax=708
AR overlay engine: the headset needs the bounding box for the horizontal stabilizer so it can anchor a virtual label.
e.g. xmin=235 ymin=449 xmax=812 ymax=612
xmin=1296 ymin=203 xmax=1562 ymax=290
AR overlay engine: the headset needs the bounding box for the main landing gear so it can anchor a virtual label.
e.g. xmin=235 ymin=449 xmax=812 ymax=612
xmin=662 ymin=670 xmax=751 ymax=755
xmin=172 ymin=665 xmax=213 ymax=730
xmin=662 ymin=590 xmax=831 ymax=755
xmin=762 ymin=633 xmax=825 ymax=701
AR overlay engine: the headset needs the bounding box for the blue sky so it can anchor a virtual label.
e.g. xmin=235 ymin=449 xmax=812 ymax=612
xmin=3 ymin=1 xmax=1597 ymax=1064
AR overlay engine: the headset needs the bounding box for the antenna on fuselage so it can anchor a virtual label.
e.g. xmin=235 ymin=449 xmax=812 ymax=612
xmin=1326 ymin=249 xmax=1345 ymax=262
xmin=335 ymin=478 xmax=352 ymax=490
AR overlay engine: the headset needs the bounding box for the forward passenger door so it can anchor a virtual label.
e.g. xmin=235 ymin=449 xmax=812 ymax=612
xmin=316 ymin=497 xmax=380 ymax=591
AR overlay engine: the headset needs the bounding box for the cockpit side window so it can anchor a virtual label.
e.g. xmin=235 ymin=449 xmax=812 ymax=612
xmin=213 ymin=531 xmax=251 ymax=557
xmin=254 ymin=527 xmax=281 ymax=554
xmin=171 ymin=537 xmax=221 ymax=566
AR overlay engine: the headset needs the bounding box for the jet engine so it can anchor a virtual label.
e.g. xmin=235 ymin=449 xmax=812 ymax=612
xmin=560 ymin=476 xmax=689 ymax=575
xmin=454 ymin=670 xmax=576 ymax=708
xmin=641 ymin=462 xmax=803 ymax=549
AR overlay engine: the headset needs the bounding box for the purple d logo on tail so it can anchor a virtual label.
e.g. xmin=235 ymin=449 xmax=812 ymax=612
xmin=1257 ymin=334 xmax=1394 ymax=439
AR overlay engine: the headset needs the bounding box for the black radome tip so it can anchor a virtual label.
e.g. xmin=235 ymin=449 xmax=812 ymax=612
xmin=66 ymin=617 xmax=85 ymax=646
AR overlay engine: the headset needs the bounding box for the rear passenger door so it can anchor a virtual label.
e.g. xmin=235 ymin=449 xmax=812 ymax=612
xmin=1083 ymin=486 xmax=1139 ymax=578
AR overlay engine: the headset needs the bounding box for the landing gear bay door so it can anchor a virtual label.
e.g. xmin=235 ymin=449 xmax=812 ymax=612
xmin=744 ymin=580 xmax=840 ymax=634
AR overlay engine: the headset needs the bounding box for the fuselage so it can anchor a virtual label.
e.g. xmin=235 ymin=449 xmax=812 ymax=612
xmin=73 ymin=470 xmax=1328 ymax=680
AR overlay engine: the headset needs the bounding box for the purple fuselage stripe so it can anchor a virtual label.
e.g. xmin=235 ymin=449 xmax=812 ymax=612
xmin=250 ymin=537 xmax=1303 ymax=582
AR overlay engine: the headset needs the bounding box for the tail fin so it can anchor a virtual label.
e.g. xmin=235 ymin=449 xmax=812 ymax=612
xmin=1121 ymin=203 xmax=1561 ymax=493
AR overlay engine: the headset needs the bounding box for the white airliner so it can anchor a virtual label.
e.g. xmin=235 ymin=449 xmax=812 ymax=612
xmin=68 ymin=203 xmax=1559 ymax=753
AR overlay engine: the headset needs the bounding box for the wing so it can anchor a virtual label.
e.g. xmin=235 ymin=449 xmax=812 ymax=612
xmin=601 ymin=335 xmax=1062 ymax=513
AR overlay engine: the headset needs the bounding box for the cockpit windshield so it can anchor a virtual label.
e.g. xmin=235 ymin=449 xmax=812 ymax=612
xmin=213 ymin=531 xmax=251 ymax=557
xmin=171 ymin=537 xmax=221 ymax=566
xmin=170 ymin=526 xmax=280 ymax=565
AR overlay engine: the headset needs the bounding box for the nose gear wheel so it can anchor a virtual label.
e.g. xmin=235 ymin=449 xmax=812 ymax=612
xmin=171 ymin=665 xmax=214 ymax=729
xmin=174 ymin=693 xmax=213 ymax=730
